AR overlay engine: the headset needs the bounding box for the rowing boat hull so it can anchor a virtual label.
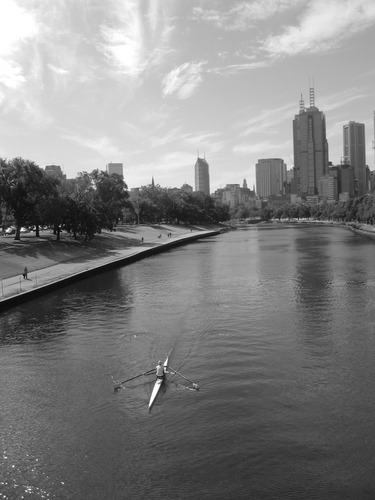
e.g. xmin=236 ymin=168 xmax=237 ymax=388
xmin=148 ymin=356 xmax=168 ymax=410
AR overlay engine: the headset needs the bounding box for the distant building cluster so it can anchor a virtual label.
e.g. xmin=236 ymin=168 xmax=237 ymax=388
xmin=212 ymin=180 xmax=257 ymax=211
xmin=247 ymin=88 xmax=375 ymax=209
xmin=43 ymin=90 xmax=375 ymax=210
xmin=199 ymin=86 xmax=374 ymax=213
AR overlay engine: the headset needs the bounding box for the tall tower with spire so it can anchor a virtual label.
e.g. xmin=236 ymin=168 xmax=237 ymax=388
xmin=292 ymin=86 xmax=329 ymax=198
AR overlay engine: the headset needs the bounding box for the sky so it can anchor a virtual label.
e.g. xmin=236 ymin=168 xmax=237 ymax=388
xmin=0 ymin=0 xmax=375 ymax=193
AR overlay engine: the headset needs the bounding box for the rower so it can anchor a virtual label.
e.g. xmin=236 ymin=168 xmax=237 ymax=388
xmin=155 ymin=360 xmax=165 ymax=379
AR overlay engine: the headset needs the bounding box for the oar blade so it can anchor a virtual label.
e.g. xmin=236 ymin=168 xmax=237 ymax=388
xmin=113 ymin=368 xmax=155 ymax=391
xmin=168 ymin=366 xmax=199 ymax=390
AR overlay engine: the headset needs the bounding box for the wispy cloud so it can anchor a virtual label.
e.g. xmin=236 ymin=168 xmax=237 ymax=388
xmin=156 ymin=151 xmax=194 ymax=172
xmin=0 ymin=60 xmax=26 ymax=89
xmin=233 ymin=140 xmax=284 ymax=156
xmin=236 ymin=102 xmax=296 ymax=138
xmin=263 ymin=0 xmax=375 ymax=56
xmin=149 ymin=127 xmax=185 ymax=148
xmin=100 ymin=3 xmax=145 ymax=77
xmin=63 ymin=132 xmax=124 ymax=160
xmin=162 ymin=61 xmax=207 ymax=99
xmin=184 ymin=131 xmax=227 ymax=155
xmin=184 ymin=131 xmax=221 ymax=146
xmin=192 ymin=1 xmax=300 ymax=31
xmin=5 ymin=94 xmax=54 ymax=129
xmin=318 ymin=87 xmax=368 ymax=114
xmin=0 ymin=0 xmax=38 ymax=88
xmin=127 ymin=150 xmax=195 ymax=186
xmin=100 ymin=1 xmax=174 ymax=79
xmin=210 ymin=60 xmax=268 ymax=76
xmin=0 ymin=0 xmax=38 ymax=55
xmin=48 ymin=64 xmax=70 ymax=75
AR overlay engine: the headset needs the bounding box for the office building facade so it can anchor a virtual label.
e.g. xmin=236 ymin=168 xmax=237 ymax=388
xmin=343 ymin=121 xmax=366 ymax=197
xmin=181 ymin=183 xmax=193 ymax=193
xmin=212 ymin=180 xmax=255 ymax=210
xmin=45 ymin=164 xmax=66 ymax=180
xmin=329 ymin=163 xmax=355 ymax=199
xmin=255 ymin=158 xmax=287 ymax=198
xmin=107 ymin=163 xmax=124 ymax=178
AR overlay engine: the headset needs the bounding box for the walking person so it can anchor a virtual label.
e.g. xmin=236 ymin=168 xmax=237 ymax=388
xmin=23 ymin=266 xmax=28 ymax=279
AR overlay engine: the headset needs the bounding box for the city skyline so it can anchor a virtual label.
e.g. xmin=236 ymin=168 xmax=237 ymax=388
xmin=1 ymin=1 xmax=375 ymax=192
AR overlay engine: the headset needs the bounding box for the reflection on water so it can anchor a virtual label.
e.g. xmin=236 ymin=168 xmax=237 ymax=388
xmin=1 ymin=225 xmax=375 ymax=499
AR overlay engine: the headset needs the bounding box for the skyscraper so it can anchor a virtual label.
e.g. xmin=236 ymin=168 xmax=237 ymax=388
xmin=293 ymin=88 xmax=329 ymax=198
xmin=343 ymin=121 xmax=366 ymax=197
xmin=194 ymin=156 xmax=210 ymax=195
xmin=45 ymin=164 xmax=66 ymax=179
xmin=255 ymin=158 xmax=287 ymax=198
xmin=106 ymin=162 xmax=123 ymax=178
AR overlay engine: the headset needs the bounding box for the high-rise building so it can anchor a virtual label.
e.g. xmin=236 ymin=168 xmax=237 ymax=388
xmin=181 ymin=183 xmax=193 ymax=193
xmin=255 ymin=158 xmax=287 ymax=198
xmin=329 ymin=163 xmax=355 ymax=198
xmin=293 ymin=88 xmax=329 ymax=198
xmin=107 ymin=162 xmax=123 ymax=178
xmin=45 ymin=164 xmax=66 ymax=180
xmin=370 ymin=170 xmax=375 ymax=194
xmin=318 ymin=174 xmax=337 ymax=202
xmin=343 ymin=121 xmax=366 ymax=197
xmin=194 ymin=156 xmax=210 ymax=195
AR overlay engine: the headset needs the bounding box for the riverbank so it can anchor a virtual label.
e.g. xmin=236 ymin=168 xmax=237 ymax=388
xmin=0 ymin=224 xmax=221 ymax=310
xmin=271 ymin=218 xmax=375 ymax=237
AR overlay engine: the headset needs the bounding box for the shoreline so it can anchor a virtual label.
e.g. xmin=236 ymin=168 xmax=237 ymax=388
xmin=2 ymin=219 xmax=373 ymax=312
xmin=0 ymin=224 xmax=221 ymax=311
xmin=271 ymin=219 xmax=375 ymax=237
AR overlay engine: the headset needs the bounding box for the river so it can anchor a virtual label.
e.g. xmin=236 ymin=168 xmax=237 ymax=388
xmin=1 ymin=225 xmax=375 ymax=499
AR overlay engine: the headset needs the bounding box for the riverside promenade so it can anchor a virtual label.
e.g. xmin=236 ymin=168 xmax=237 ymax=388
xmin=0 ymin=225 xmax=220 ymax=311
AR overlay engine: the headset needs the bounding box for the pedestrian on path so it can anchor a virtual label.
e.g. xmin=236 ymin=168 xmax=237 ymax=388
xmin=23 ymin=266 xmax=28 ymax=279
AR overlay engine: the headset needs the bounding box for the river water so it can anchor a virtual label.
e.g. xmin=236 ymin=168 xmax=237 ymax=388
xmin=1 ymin=225 xmax=375 ymax=499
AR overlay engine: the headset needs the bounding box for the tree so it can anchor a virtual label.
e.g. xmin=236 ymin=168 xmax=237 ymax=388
xmin=298 ymin=203 xmax=311 ymax=219
xmin=90 ymin=170 xmax=128 ymax=229
xmin=261 ymin=206 xmax=273 ymax=222
xmin=63 ymin=172 xmax=100 ymax=240
xmin=273 ymin=207 xmax=284 ymax=221
xmin=0 ymin=157 xmax=58 ymax=240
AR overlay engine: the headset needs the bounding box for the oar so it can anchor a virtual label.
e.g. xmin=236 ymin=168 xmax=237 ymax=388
xmin=168 ymin=366 xmax=199 ymax=391
xmin=114 ymin=369 xmax=155 ymax=391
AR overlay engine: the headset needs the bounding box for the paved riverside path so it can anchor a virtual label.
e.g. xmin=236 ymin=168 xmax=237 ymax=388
xmin=0 ymin=226 xmax=220 ymax=310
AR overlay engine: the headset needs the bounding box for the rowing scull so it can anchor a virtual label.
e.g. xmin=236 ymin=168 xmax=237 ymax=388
xmin=148 ymin=355 xmax=169 ymax=411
